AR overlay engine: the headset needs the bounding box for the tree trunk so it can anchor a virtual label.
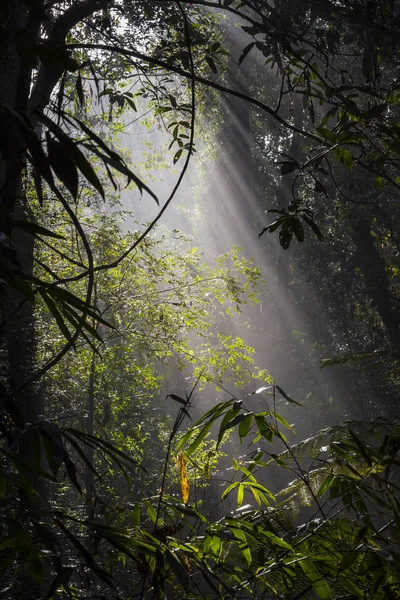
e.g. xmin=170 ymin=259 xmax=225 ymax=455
xmin=350 ymin=208 xmax=400 ymax=351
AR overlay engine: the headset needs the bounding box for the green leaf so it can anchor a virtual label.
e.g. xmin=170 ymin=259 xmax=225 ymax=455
xmin=339 ymin=550 xmax=359 ymax=571
xmin=62 ymin=431 xmax=102 ymax=480
xmin=237 ymin=483 xmax=244 ymax=507
xmin=205 ymin=55 xmax=217 ymax=73
xmin=173 ymin=149 xmax=183 ymax=164
xmin=47 ymin=135 xmax=79 ymax=198
xmin=292 ymin=217 xmax=305 ymax=242
xmin=55 ymin=520 xmax=114 ymax=587
xmin=316 ymin=473 xmax=335 ymax=497
xmin=45 ymin=567 xmax=74 ymax=600
xmin=275 ymin=385 xmax=302 ymax=405
xmin=299 ymin=558 xmax=332 ymax=600
xmin=5 ymin=107 xmax=54 ymax=186
xmin=222 ymin=481 xmax=239 ymax=499
xmin=272 ymin=412 xmax=294 ymax=431
xmin=255 ymin=416 xmax=274 ymax=441
xmin=131 ymin=504 xmax=140 ymax=526
xmin=334 ymin=146 xmax=353 ymax=169
xmin=238 ymin=414 xmax=253 ymax=439
xmin=11 ymin=220 xmax=65 ymax=239
xmin=186 ymin=420 xmax=213 ymax=456
xmin=165 ymin=548 xmax=190 ymax=590
xmin=40 ymin=291 xmax=74 ymax=345
xmin=146 ymin=502 xmax=158 ymax=525
xmin=347 ymin=428 xmax=372 ymax=465
xmin=232 ymin=527 xmax=252 ymax=565
xmin=217 ymin=407 xmax=241 ymax=446
xmin=301 ymin=213 xmax=324 ymax=241
xmin=316 ymin=126 xmax=337 ymax=143
xmin=63 ymin=452 xmax=82 ymax=494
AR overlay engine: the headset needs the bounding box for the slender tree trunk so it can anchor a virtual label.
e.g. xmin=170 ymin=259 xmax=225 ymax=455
xmin=350 ymin=208 xmax=400 ymax=351
xmin=85 ymin=353 xmax=96 ymax=520
xmin=276 ymin=93 xmax=303 ymax=293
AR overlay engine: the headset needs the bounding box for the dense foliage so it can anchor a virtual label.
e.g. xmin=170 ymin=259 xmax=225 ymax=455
xmin=1 ymin=0 xmax=400 ymax=598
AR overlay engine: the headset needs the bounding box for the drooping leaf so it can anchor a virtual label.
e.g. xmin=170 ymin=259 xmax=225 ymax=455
xmin=238 ymin=42 xmax=255 ymax=65
xmin=280 ymin=161 xmax=298 ymax=175
xmin=47 ymin=135 xmax=79 ymax=199
xmin=205 ymin=55 xmax=217 ymax=73
xmin=238 ymin=414 xmax=253 ymax=440
xmin=179 ymin=452 xmax=190 ymax=504
xmin=11 ymin=220 xmax=65 ymax=240
xmin=55 ymin=520 xmax=114 ymax=587
xmin=299 ymin=558 xmax=332 ymax=600
xmin=275 ymin=385 xmax=302 ymax=406
xmin=75 ymin=73 xmax=84 ymax=106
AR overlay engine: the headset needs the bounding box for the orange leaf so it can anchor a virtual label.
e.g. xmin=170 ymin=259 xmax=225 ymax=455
xmin=179 ymin=452 xmax=190 ymax=504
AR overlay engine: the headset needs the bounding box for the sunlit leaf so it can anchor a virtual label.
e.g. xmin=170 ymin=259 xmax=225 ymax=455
xmin=299 ymin=558 xmax=332 ymax=600
xmin=179 ymin=452 xmax=190 ymax=504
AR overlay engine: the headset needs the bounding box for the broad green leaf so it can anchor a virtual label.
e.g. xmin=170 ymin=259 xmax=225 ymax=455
xmin=238 ymin=414 xmax=253 ymax=439
xmin=316 ymin=126 xmax=337 ymax=143
xmin=299 ymin=558 xmax=332 ymax=600
xmin=131 ymin=505 xmax=140 ymax=526
xmin=232 ymin=527 xmax=252 ymax=565
xmin=334 ymin=146 xmax=353 ymax=169
xmin=255 ymin=416 xmax=274 ymax=442
xmin=165 ymin=549 xmax=190 ymax=590
xmin=186 ymin=421 xmax=213 ymax=456
xmin=146 ymin=502 xmax=158 ymax=525
xmin=316 ymin=474 xmax=335 ymax=497
xmin=339 ymin=550 xmax=359 ymax=571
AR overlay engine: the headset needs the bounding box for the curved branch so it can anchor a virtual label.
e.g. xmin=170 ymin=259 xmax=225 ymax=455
xmin=65 ymin=42 xmax=320 ymax=143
